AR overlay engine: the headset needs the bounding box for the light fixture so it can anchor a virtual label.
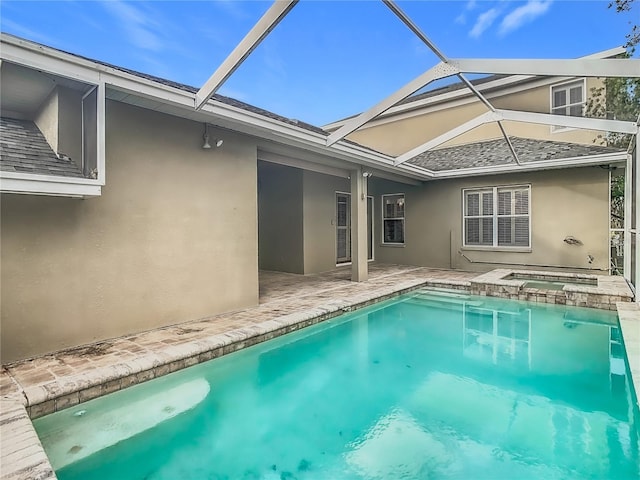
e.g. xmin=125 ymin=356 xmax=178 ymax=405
xmin=202 ymin=124 xmax=223 ymax=149
xmin=202 ymin=124 xmax=211 ymax=149
xmin=362 ymin=171 xmax=372 ymax=178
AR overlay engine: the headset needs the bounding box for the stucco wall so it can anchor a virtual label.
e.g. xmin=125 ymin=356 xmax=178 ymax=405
xmin=1 ymin=101 xmax=259 ymax=363
xmin=370 ymin=166 xmax=609 ymax=272
xmin=256 ymin=164 xmax=350 ymax=275
xmin=302 ymin=170 xmax=350 ymax=274
xmin=57 ymin=86 xmax=82 ymax=168
xmin=257 ymin=161 xmax=304 ymax=274
xmin=32 ymin=86 xmax=83 ymax=168
xmin=34 ymin=87 xmax=58 ymax=153
xmin=344 ymin=79 xmax=602 ymax=156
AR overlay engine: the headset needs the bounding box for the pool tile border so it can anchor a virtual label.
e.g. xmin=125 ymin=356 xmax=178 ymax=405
xmin=470 ymin=268 xmax=633 ymax=310
xmin=618 ymin=302 xmax=640 ymax=412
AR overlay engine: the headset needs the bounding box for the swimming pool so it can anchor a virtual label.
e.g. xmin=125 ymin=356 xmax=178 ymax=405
xmin=34 ymin=289 xmax=639 ymax=479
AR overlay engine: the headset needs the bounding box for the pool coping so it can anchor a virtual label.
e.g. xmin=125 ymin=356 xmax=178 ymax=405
xmin=1 ymin=273 xmax=637 ymax=480
xmin=618 ymin=302 xmax=640 ymax=412
xmin=470 ymin=268 xmax=633 ymax=310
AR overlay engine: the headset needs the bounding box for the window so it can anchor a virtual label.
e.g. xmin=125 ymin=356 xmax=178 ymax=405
xmin=551 ymin=80 xmax=585 ymax=121
xmin=463 ymin=186 xmax=530 ymax=248
xmin=382 ymin=194 xmax=404 ymax=244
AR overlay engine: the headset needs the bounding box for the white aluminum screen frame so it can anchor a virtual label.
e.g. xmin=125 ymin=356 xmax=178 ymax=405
xmin=196 ymin=0 xmax=639 ymax=295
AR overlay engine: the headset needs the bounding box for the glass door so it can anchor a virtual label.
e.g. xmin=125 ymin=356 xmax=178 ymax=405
xmin=336 ymin=193 xmax=351 ymax=264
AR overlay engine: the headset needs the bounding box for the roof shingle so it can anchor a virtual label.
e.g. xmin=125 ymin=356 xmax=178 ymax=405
xmin=407 ymin=137 xmax=622 ymax=171
xmin=0 ymin=117 xmax=85 ymax=178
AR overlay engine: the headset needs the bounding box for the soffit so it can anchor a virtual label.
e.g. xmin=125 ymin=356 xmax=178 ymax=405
xmin=0 ymin=61 xmax=92 ymax=116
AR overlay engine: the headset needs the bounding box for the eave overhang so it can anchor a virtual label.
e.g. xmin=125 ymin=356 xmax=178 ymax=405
xmin=0 ymin=172 xmax=102 ymax=197
xmin=426 ymin=151 xmax=628 ymax=179
xmin=0 ymin=34 xmax=632 ymax=189
xmin=0 ymin=34 xmax=431 ymax=183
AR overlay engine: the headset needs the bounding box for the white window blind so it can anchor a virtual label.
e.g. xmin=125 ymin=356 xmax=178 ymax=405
xmin=464 ymin=186 xmax=530 ymax=248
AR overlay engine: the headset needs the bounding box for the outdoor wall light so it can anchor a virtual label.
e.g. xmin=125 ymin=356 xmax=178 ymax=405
xmin=362 ymin=171 xmax=372 ymax=178
xmin=202 ymin=124 xmax=224 ymax=149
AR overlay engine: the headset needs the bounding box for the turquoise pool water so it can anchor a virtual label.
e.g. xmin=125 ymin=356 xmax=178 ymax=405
xmin=34 ymin=290 xmax=639 ymax=479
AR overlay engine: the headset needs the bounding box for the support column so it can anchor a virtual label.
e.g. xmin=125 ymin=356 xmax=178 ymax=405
xmin=624 ymin=151 xmax=633 ymax=281
xmin=351 ymin=166 xmax=368 ymax=282
xmin=634 ymin=128 xmax=639 ymax=301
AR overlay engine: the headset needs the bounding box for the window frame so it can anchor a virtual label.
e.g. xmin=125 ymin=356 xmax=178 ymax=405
xmin=462 ymin=185 xmax=532 ymax=251
xmin=334 ymin=191 xmax=375 ymax=265
xmin=549 ymin=78 xmax=586 ymax=133
xmin=381 ymin=193 xmax=405 ymax=246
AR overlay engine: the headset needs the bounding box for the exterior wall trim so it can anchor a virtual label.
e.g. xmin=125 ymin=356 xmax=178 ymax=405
xmin=0 ymin=176 xmax=101 ymax=197
xmin=431 ymin=152 xmax=627 ymax=178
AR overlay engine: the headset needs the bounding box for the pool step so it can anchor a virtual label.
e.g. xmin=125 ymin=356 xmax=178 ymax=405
xmin=408 ymin=289 xmax=484 ymax=309
xmin=415 ymin=287 xmax=471 ymax=298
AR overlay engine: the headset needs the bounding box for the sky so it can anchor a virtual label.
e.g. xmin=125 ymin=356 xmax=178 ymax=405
xmin=0 ymin=0 xmax=635 ymax=126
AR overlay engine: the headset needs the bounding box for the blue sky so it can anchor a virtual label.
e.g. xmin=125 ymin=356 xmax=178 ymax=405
xmin=0 ymin=1 xmax=634 ymax=126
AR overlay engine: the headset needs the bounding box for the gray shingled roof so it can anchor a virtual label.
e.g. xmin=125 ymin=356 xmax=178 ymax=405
xmin=68 ymin=48 xmax=399 ymax=155
xmin=2 ymin=34 xmax=328 ymax=136
xmin=108 ymin=63 xmax=330 ymax=136
xmin=407 ymin=137 xmax=623 ymax=171
xmin=0 ymin=117 xmax=85 ymax=177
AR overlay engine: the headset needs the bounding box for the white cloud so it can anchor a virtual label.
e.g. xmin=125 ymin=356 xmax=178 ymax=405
xmin=499 ymin=0 xmax=553 ymax=36
xmin=456 ymin=0 xmax=480 ymax=26
xmin=101 ymin=0 xmax=163 ymax=51
xmin=212 ymin=0 xmax=251 ymax=20
xmin=469 ymin=8 xmax=500 ymax=38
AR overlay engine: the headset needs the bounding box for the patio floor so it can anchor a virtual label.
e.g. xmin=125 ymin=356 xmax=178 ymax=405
xmin=1 ymin=264 xmax=475 ymax=412
xmin=0 ymin=263 xmax=638 ymax=480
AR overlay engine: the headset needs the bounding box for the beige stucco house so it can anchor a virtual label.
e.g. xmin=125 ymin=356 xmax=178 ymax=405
xmin=0 ymin=34 xmax=632 ymax=363
xmin=323 ymin=48 xmax=629 ymax=275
